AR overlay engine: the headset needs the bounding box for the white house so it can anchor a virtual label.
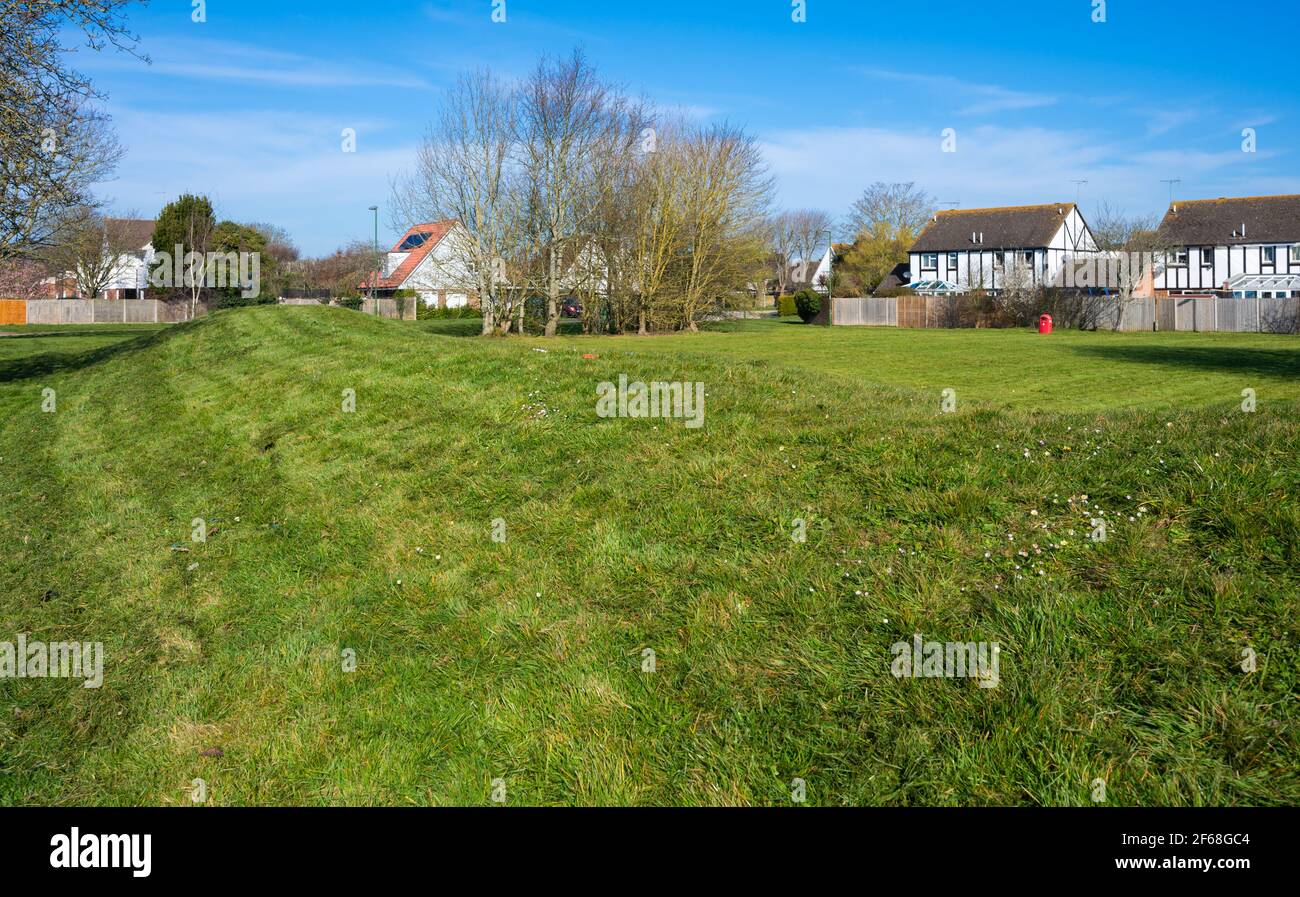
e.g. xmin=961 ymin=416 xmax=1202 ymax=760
xmin=790 ymin=244 xmax=847 ymax=294
xmin=1152 ymin=194 xmax=1300 ymax=299
xmin=102 ymin=219 xmax=157 ymax=300
xmin=43 ymin=218 xmax=156 ymax=299
xmin=908 ymin=203 xmax=1099 ymax=294
xmin=363 ymin=220 xmax=477 ymax=308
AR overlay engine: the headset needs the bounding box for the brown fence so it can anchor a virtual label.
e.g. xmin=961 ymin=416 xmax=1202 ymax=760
xmin=834 ymin=295 xmax=1299 ymax=333
xmin=0 ymin=299 xmax=26 ymax=325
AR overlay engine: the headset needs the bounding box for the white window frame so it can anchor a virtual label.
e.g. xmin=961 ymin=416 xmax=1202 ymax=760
xmin=920 ymin=253 xmax=938 ymax=271
xmin=1170 ymin=248 xmax=1189 ymax=267
xmin=1200 ymin=247 xmax=1214 ymax=268
xmin=1290 ymin=245 xmax=1300 ymax=265
xmin=1262 ymin=246 xmax=1276 ymax=267
xmin=946 ymin=252 xmax=958 ymax=269
xmin=993 ymin=251 xmax=1005 ymax=271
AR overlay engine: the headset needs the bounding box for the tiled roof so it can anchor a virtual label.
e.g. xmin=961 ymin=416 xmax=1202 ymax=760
xmin=106 ymin=218 xmax=156 ymax=250
xmin=910 ymin=203 xmax=1074 ymax=252
xmin=1155 ymin=195 xmax=1300 ymax=245
xmin=361 ymin=220 xmax=456 ymax=290
xmin=873 ymin=262 xmax=911 ymax=293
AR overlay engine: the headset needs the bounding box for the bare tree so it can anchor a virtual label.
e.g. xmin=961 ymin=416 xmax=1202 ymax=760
xmin=296 ymin=240 xmax=374 ymax=297
xmin=0 ymin=1 xmax=145 ymax=260
xmin=1090 ymin=200 xmax=1166 ymax=330
xmin=392 ymin=67 xmax=528 ymax=335
xmin=674 ymin=124 xmax=772 ymax=329
xmin=785 ymin=209 xmax=832 ymax=287
xmin=847 ymin=182 xmax=936 ymax=238
xmin=42 ymin=208 xmax=144 ymax=298
xmin=768 ymin=211 xmax=798 ymax=296
xmin=517 ymin=50 xmax=631 ymax=337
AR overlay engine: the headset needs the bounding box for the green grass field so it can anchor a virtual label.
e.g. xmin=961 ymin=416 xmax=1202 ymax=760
xmin=1 ymin=307 xmax=1296 ymax=805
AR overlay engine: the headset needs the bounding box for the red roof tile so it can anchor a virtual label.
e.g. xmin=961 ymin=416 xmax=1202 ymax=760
xmin=360 ymin=220 xmax=456 ymax=290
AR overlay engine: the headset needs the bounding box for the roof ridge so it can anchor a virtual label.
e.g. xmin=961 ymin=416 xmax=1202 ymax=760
xmin=935 ymin=203 xmax=1073 ymax=217
xmin=1173 ymin=194 xmax=1300 ymax=206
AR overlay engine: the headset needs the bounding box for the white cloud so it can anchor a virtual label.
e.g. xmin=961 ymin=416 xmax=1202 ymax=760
xmin=86 ymin=37 xmax=437 ymax=90
xmin=854 ymin=68 xmax=1058 ymax=115
xmin=96 ymin=107 xmax=418 ymax=253
xmin=759 ymin=123 xmax=1296 ymax=229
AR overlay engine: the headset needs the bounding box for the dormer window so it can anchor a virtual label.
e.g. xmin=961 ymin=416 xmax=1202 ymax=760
xmin=399 ymin=232 xmax=433 ymax=250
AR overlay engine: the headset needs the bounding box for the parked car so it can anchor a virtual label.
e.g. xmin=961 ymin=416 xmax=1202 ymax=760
xmin=562 ymin=299 xmax=583 ymax=318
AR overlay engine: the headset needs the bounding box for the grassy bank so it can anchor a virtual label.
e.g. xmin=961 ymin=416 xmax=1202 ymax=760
xmin=1 ymin=306 xmax=1295 ymax=805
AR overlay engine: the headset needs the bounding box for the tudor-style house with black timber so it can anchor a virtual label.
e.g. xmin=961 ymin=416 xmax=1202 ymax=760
xmin=907 ymin=203 xmax=1099 ymax=294
xmin=1152 ymin=194 xmax=1300 ymax=299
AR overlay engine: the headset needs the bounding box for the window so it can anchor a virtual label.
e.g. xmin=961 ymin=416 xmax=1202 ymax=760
xmin=1022 ymin=251 xmax=1034 ymax=266
xmin=1171 ymin=249 xmax=1188 ymax=266
xmin=1262 ymin=246 xmax=1276 ymax=267
xmin=398 ymin=232 xmax=432 ymax=251
xmin=1201 ymin=247 xmax=1214 ymax=267
xmin=947 ymin=252 xmax=958 ymax=269
xmin=1290 ymin=245 xmax=1300 ymax=265
xmin=993 ymin=251 xmax=1005 ymax=270
xmin=920 ymin=253 xmax=938 ymax=270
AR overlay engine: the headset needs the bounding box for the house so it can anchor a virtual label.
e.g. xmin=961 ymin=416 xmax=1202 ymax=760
xmin=872 ymin=262 xmax=911 ymax=295
xmin=1152 ymin=194 xmax=1300 ymax=299
xmin=908 ymin=203 xmax=1099 ymax=294
xmin=361 ymin=220 xmax=477 ymax=308
xmin=791 ymin=243 xmax=851 ymax=294
xmin=41 ymin=218 xmax=157 ymax=299
xmin=101 ymin=218 xmax=157 ymax=300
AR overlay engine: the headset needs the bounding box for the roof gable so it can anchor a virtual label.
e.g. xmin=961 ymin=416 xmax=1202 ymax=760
xmin=369 ymin=221 xmax=457 ymax=289
xmin=1155 ymin=195 xmax=1300 ymax=245
xmin=910 ymin=203 xmax=1075 ymax=252
xmin=106 ymin=218 xmax=156 ymax=250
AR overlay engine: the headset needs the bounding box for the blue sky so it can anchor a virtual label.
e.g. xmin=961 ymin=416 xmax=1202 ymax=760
xmin=81 ymin=0 xmax=1299 ymax=255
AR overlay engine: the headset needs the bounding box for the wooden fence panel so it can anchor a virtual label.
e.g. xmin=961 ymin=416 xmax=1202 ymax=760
xmin=0 ymin=299 xmax=26 ymax=325
xmin=832 ymin=297 xmax=897 ymax=326
xmin=1156 ymin=297 xmax=1176 ymax=331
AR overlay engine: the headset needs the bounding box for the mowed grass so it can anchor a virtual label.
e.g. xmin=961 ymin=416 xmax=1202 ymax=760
xmin=418 ymin=317 xmax=1300 ymax=413
xmin=1 ymin=305 xmax=1296 ymax=806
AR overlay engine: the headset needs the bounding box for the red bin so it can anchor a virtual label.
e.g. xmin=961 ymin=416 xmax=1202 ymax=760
xmin=1038 ymin=314 xmax=1053 ymax=334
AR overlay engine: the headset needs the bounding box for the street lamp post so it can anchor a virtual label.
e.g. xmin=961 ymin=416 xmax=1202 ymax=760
xmin=821 ymin=227 xmax=834 ymax=325
xmin=368 ymin=205 xmax=379 ymax=315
